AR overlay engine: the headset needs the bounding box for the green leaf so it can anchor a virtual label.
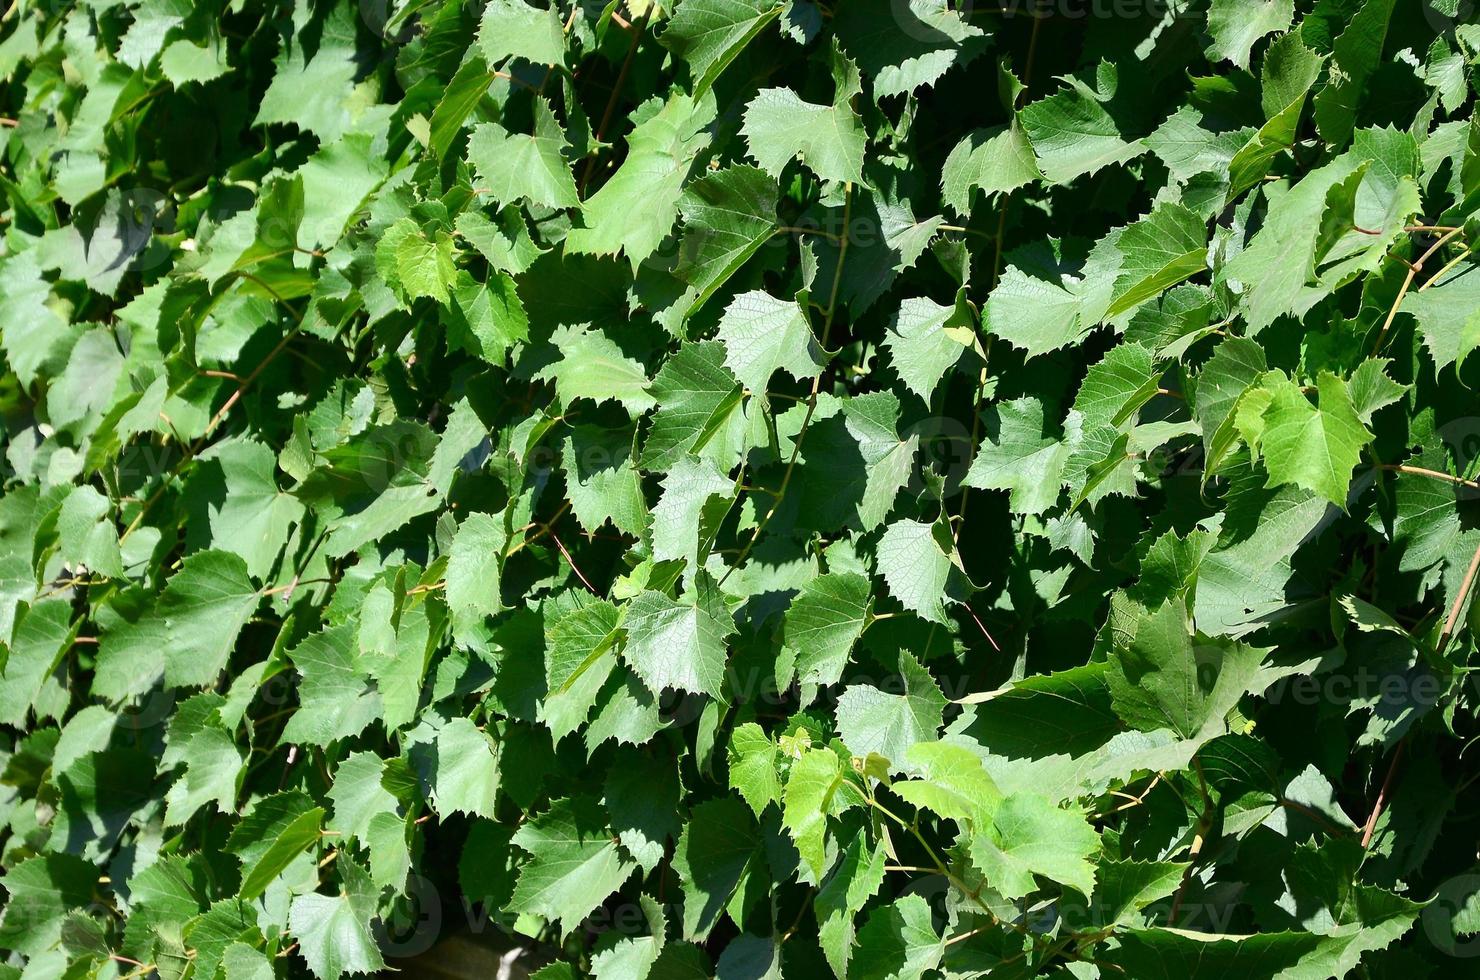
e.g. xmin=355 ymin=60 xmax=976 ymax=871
xmin=540 ymin=324 xmax=658 ymax=415
xmin=1106 ymin=601 xmax=1263 ymax=740
xmin=185 ymin=899 xmax=262 ymax=980
xmin=960 ymin=664 xmax=1118 ymax=759
xmin=786 ymin=571 xmax=873 ymax=689
xmin=985 ymin=263 xmax=1086 ymax=359
xmin=377 ymin=217 xmax=457 ymax=306
xmin=852 ymin=895 xmax=944 ymax=980
xmin=1256 ymin=372 xmax=1373 ymax=508
xmin=727 ymin=722 xmax=782 ymax=816
xmin=675 ymin=797 xmax=763 ymax=940
xmin=963 ymin=397 xmax=1070 ymax=515
xmin=0 ymin=854 xmax=98 ymax=956
xmin=715 ymin=290 xmax=821 ymax=396
xmin=281 ymin=625 xmax=382 ymax=746
xmin=1205 ymin=0 xmax=1294 ymax=68
xmin=832 ymin=0 xmax=987 ymax=99
xmin=892 ymin=740 xmax=1002 ymax=823
xmin=543 ymin=594 xmax=622 ymax=742
xmin=328 ymin=752 xmax=400 ymax=843
xmin=1020 ymin=66 xmax=1143 ymax=184
xmin=1227 ymin=32 xmax=1324 ymax=196
xmin=408 ymin=716 xmax=501 ymax=819
xmin=651 ymin=456 xmax=735 ymax=570
xmin=674 ymin=165 xmax=780 ymax=316
xmin=164 ymin=710 xmax=246 ymax=826
xmin=1080 ymin=858 xmax=1188 ymax=927
xmin=968 ymin=792 xmax=1100 ymax=900
xmin=478 ymin=0 xmax=567 ymax=67
xmin=161 ymin=551 xmax=260 ymax=689
xmin=563 ymin=423 xmax=648 ymax=537
xmin=624 ymin=570 xmax=736 ymax=699
xmin=834 ymin=652 xmax=946 ymax=769
xmin=254 ymin=7 xmax=368 ymax=141
xmin=429 ymin=55 xmax=496 ymax=160
xmin=876 ymin=519 xmax=961 ymax=625
xmin=299 ymin=133 xmax=389 ymax=251
xmin=661 ymin=0 xmax=783 ymax=96
xmin=1401 ymin=262 xmax=1480 ymax=373
xmin=815 ymin=836 xmax=886 ymax=978
xmin=782 ymin=746 xmax=862 ymax=879
xmin=188 ymin=439 xmax=304 ymax=579
xmin=226 ymin=792 xmax=324 ymax=901
xmin=1193 ymin=481 xmax=1331 ymax=637
xmin=1104 ymin=203 xmax=1207 ymax=319
xmin=446 ymin=511 xmax=506 ymax=642
xmin=1194 ymin=337 xmax=1268 ymax=474
xmin=795 ymin=393 xmax=919 ymax=532
xmin=883 ymin=294 xmax=973 ymax=403
xmin=640 ymin=341 xmax=747 ymax=471
xmin=742 ymin=45 xmax=866 ymax=186
xmin=0 ymin=600 xmax=73 ymax=726
xmin=0 ymin=252 xmax=74 ymax=387
xmin=940 ymin=124 xmax=1039 ymax=217
xmin=1312 ymin=0 xmax=1396 ymax=149
xmin=568 ymin=92 xmax=716 ymax=265
xmin=468 ymin=98 xmax=579 ymax=211
xmin=606 ymin=754 xmax=682 ymax=872
xmin=510 ymin=796 xmax=637 ymax=934
xmin=1225 ymin=154 xmax=1365 ymax=331
xmin=289 ymin=857 xmax=385 ymax=980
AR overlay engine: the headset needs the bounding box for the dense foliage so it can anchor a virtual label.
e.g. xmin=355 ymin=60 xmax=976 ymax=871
xmin=5 ymin=0 xmax=1480 ymax=976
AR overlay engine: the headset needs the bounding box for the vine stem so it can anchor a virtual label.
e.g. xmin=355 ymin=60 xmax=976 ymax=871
xmin=1167 ymin=761 xmax=1211 ymax=926
xmin=867 ymin=798 xmax=1000 ymax=921
xmin=1375 ymin=462 xmax=1480 ymax=493
xmin=578 ymin=7 xmax=651 ymax=194
xmin=1360 ymin=536 xmax=1480 ymax=848
xmin=720 ymin=182 xmax=853 ymax=585
xmin=1439 ymin=536 xmax=1480 ymax=655
xmin=959 ymin=15 xmax=1039 ymax=541
xmin=1370 ymin=227 xmax=1465 ymax=356
xmin=1359 ymin=740 xmax=1407 ymax=849
xmin=120 ymin=285 xmax=305 ymax=543
xmin=1419 ymin=246 xmax=1470 ymax=290
xmin=550 ymin=530 xmax=598 ymax=594
xmin=503 ymin=499 xmax=572 ymax=559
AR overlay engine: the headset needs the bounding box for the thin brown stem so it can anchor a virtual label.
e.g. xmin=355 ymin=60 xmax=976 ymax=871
xmin=1360 ymin=536 xmax=1480 ymax=849
xmin=773 ymin=225 xmax=842 ymax=242
xmin=1377 ymin=463 xmax=1480 ymax=494
xmin=551 ymin=530 xmax=598 ymax=594
xmin=1420 ymin=246 xmax=1470 ymax=291
xmin=1371 ymin=227 xmax=1465 ymax=356
xmin=720 ymin=182 xmax=853 ymax=585
xmin=938 ymin=223 xmax=997 ymax=241
xmin=504 ymin=500 xmax=573 ymax=558
xmin=1360 ymin=740 xmax=1406 ymax=849
xmin=121 ymin=280 xmax=305 ymax=543
xmin=1168 ymin=762 xmax=1212 ymax=925
xmin=1438 ymin=536 xmax=1480 ymax=653
xmin=494 ymin=69 xmax=540 ymax=93
xmin=578 ymin=8 xmax=651 ymax=194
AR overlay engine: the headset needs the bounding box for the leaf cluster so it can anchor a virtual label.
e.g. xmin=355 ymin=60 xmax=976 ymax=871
xmin=3 ymin=0 xmax=1480 ymax=978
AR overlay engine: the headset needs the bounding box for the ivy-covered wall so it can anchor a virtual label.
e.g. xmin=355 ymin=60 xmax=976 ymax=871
xmin=2 ymin=0 xmax=1480 ymax=977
